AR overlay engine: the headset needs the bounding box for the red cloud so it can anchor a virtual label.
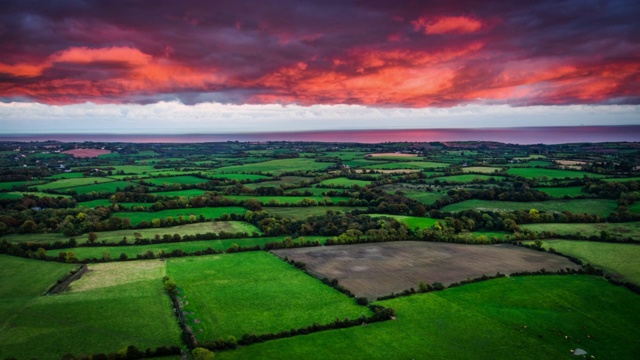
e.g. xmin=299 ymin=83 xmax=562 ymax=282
xmin=412 ymin=16 xmax=484 ymax=35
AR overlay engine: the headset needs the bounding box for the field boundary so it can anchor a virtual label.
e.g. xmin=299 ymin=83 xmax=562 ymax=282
xmin=45 ymin=264 xmax=88 ymax=295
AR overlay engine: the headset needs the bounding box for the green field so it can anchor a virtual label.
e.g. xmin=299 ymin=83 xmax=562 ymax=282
xmin=506 ymin=168 xmax=604 ymax=180
xmin=365 ymin=161 xmax=449 ymax=170
xmin=112 ymin=207 xmax=248 ymax=226
xmin=58 ymin=180 xmax=138 ymax=194
xmin=221 ymin=195 xmax=349 ymax=205
xmin=151 ymin=189 xmax=208 ymax=198
xmin=218 ymin=276 xmax=640 ymax=360
xmin=521 ymin=222 xmax=640 ymax=240
xmin=602 ymin=177 xmax=640 ymax=183
xmin=431 ymin=174 xmax=503 ymax=183
xmin=264 ymin=206 xmax=366 ymax=220
xmin=369 ymin=214 xmax=438 ymax=229
xmin=37 ymin=177 xmax=116 ymax=191
xmin=631 ymin=202 xmax=640 ymax=214
xmin=46 ymin=236 xmax=328 ymax=260
xmin=442 ymin=199 xmax=617 ymax=217
xmin=0 ymin=180 xmax=43 ymax=190
xmin=166 ymin=252 xmax=371 ymax=342
xmin=143 ymin=175 xmax=210 ymax=186
xmin=214 ymin=158 xmax=333 ymax=174
xmin=526 ymin=240 xmax=640 ymax=284
xmin=79 ymin=199 xmax=153 ymax=208
xmin=462 ymin=166 xmax=502 ymax=173
xmin=319 ymin=177 xmax=372 ymax=187
xmin=0 ymin=256 xmax=182 ymax=359
xmin=211 ymin=173 xmax=271 ymax=181
xmin=534 ymin=186 xmax=587 ymax=198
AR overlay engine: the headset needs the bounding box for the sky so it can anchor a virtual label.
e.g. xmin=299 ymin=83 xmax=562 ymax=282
xmin=0 ymin=0 xmax=638 ymax=134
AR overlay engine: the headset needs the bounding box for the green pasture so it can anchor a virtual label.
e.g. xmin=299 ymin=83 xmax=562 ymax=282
xmin=221 ymin=195 xmax=349 ymax=205
xmin=210 ymin=173 xmax=271 ymax=181
xmin=112 ymin=207 xmax=249 ymax=226
xmin=142 ymin=175 xmax=210 ymax=186
xmin=462 ymin=166 xmax=502 ymax=173
xmin=151 ymin=189 xmax=208 ymax=198
xmin=430 ymin=174 xmax=503 ymax=183
xmin=48 ymin=172 xmax=86 ymax=179
xmin=534 ymin=187 xmax=586 ymax=198
xmin=37 ymin=177 xmax=116 ymax=191
xmin=264 ymin=206 xmax=367 ymax=220
xmin=520 ymin=222 xmax=640 ymax=241
xmin=526 ymin=240 xmax=640 ymax=284
xmin=284 ymin=187 xmax=331 ymax=196
xmin=242 ymin=176 xmax=313 ymax=190
xmin=513 ymin=155 xmax=547 ymax=160
xmin=319 ymin=177 xmax=372 ymax=187
xmin=78 ymin=199 xmax=152 ymax=208
xmin=603 ymin=177 xmax=640 ymax=183
xmin=218 ymin=276 xmax=640 ymax=360
xmin=369 ymin=214 xmax=438 ymax=229
xmin=506 ymin=168 xmax=604 ymax=180
xmin=58 ymin=180 xmax=138 ymax=194
xmin=442 ymin=199 xmax=617 ymax=217
xmin=631 ymin=202 xmax=640 ymax=214
xmin=214 ymin=158 xmax=333 ymax=174
xmin=166 ymin=252 xmax=371 ymax=342
xmin=0 ymin=181 xmax=42 ymax=190
xmin=364 ymin=161 xmax=449 ymax=170
xmin=325 ymin=151 xmax=368 ymax=160
xmin=0 ymin=256 xmax=182 ymax=359
xmin=0 ymin=191 xmax=72 ymax=199
xmin=46 ymin=236 xmax=327 ymax=260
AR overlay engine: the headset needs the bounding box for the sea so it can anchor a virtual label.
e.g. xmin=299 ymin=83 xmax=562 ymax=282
xmin=1 ymin=125 xmax=639 ymax=144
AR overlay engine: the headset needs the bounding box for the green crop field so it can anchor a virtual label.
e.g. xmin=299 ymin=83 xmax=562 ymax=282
xmin=112 ymin=207 xmax=248 ymax=226
xmin=319 ymin=177 xmax=372 ymax=187
xmin=214 ymin=158 xmax=333 ymax=174
xmin=46 ymin=236 xmax=328 ymax=260
xmin=217 ymin=275 xmax=640 ymax=360
xmin=0 ymin=257 xmax=182 ymax=359
xmin=37 ymin=177 xmax=116 ymax=191
xmin=462 ymin=166 xmax=503 ymax=173
xmin=442 ymin=199 xmax=617 ymax=217
xmin=534 ymin=186 xmax=587 ymax=198
xmin=166 ymin=252 xmax=371 ymax=342
xmin=430 ymin=174 xmax=503 ymax=183
xmin=526 ymin=240 xmax=640 ymax=284
xmin=520 ymin=222 xmax=640 ymax=240
xmin=142 ymin=175 xmax=210 ymax=186
xmin=264 ymin=206 xmax=367 ymax=220
xmin=58 ymin=180 xmax=138 ymax=194
xmin=506 ymin=168 xmax=604 ymax=179
xmin=369 ymin=214 xmax=438 ymax=229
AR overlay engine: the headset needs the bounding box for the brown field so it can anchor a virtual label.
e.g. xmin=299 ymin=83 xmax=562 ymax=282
xmin=273 ymin=241 xmax=579 ymax=300
xmin=62 ymin=148 xmax=112 ymax=158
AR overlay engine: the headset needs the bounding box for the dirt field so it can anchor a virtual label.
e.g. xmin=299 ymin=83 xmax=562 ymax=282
xmin=273 ymin=241 xmax=579 ymax=300
xmin=62 ymin=148 xmax=112 ymax=158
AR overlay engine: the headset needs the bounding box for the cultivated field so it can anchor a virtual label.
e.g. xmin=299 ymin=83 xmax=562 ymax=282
xmin=521 ymin=222 xmax=640 ymax=240
xmin=112 ymin=207 xmax=248 ymax=226
xmin=442 ymin=199 xmax=617 ymax=217
xmin=166 ymin=252 xmax=371 ymax=342
xmin=273 ymin=242 xmax=578 ymax=300
xmin=462 ymin=166 xmax=502 ymax=173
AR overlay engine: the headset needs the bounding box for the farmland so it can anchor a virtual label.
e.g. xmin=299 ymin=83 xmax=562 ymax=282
xmin=1 ymin=140 xmax=639 ymax=359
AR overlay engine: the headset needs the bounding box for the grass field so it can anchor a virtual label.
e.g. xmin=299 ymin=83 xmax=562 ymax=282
xmin=534 ymin=186 xmax=587 ymax=198
xmin=58 ymin=180 xmax=138 ymax=194
xmin=142 ymin=175 xmax=210 ymax=186
xmin=151 ymin=189 xmax=208 ymax=198
xmin=274 ymin=242 xmax=577 ymax=299
xmin=431 ymin=174 xmax=504 ymax=183
xmin=441 ymin=199 xmax=617 ymax=217
xmin=218 ymin=275 xmax=640 ymax=360
xmin=520 ymin=222 xmax=640 ymax=240
xmin=0 ymin=180 xmax=43 ymax=190
xmin=166 ymin=252 xmax=371 ymax=342
xmin=319 ymin=177 xmax=372 ymax=187
xmin=506 ymin=168 xmax=604 ymax=179
xmin=602 ymin=177 xmax=640 ymax=183
xmin=221 ymin=195 xmax=350 ymax=204
xmin=264 ymin=206 xmax=367 ymax=220
xmin=631 ymin=202 xmax=640 ymax=214
xmin=369 ymin=214 xmax=438 ymax=229
xmin=364 ymin=161 xmax=449 ymax=170
xmin=210 ymin=174 xmax=271 ymax=181
xmin=46 ymin=236 xmax=329 ymax=260
xmin=214 ymin=158 xmax=333 ymax=174
xmin=0 ymin=191 xmax=73 ymax=199
xmin=48 ymin=172 xmax=87 ymax=179
xmin=384 ymin=186 xmax=447 ymax=205
xmin=112 ymin=207 xmax=248 ymax=226
xmin=37 ymin=177 xmax=116 ymax=191
xmin=0 ymin=256 xmax=182 ymax=359
xmin=462 ymin=166 xmax=503 ymax=173
xmin=79 ymin=199 xmax=153 ymax=208
xmin=525 ymin=240 xmax=640 ymax=284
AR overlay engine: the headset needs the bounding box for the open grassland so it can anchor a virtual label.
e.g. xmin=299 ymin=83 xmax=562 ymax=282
xmin=218 ymin=275 xmax=640 ymax=360
xmin=2 ymin=221 xmax=261 ymax=245
xmin=506 ymin=168 xmax=604 ymax=179
xmin=534 ymin=186 xmax=587 ymax=198
xmin=166 ymin=252 xmax=371 ymax=342
xmin=364 ymin=161 xmax=449 ymax=170
xmin=325 ymin=151 xmax=368 ymax=160
xmin=214 ymin=158 xmax=333 ymax=174
xmin=241 ymin=176 xmax=313 ymax=190
xmin=93 ymin=165 xmax=157 ymax=174
xmin=274 ymin=242 xmax=578 ymax=300
xmin=48 ymin=172 xmax=87 ymax=179
xmin=151 ymin=189 xmax=208 ymax=198
xmin=319 ymin=177 xmax=372 ymax=187
xmin=520 ymin=222 xmax=640 ymax=240
xmin=369 ymin=214 xmax=438 ymax=229
xmin=210 ymin=173 xmax=271 ymax=181
xmin=221 ymin=195 xmax=349 ymax=204
xmin=46 ymin=236 xmax=328 ymax=260
xmin=0 ymin=191 xmax=73 ymax=199
xmin=0 ymin=257 xmax=182 ymax=360
xmin=37 ymin=177 xmax=116 ymax=191
xmin=58 ymin=180 xmax=138 ymax=194
xmin=442 ymin=199 xmax=617 ymax=217
xmin=284 ymin=187 xmax=330 ymax=196
xmin=0 ymin=180 xmax=43 ymax=190
xmin=264 ymin=206 xmax=367 ymax=220
xmin=462 ymin=166 xmax=503 ymax=173
xmin=112 ymin=207 xmax=248 ymax=226
xmin=431 ymin=174 xmax=504 ymax=183
xmin=526 ymin=240 xmax=640 ymax=284
xmin=380 ymin=185 xmax=447 ymax=205
xmin=79 ymin=199 xmax=152 ymax=208
xmin=367 ymin=153 xmax=421 ymax=160
xmin=142 ymin=175 xmax=210 ymax=186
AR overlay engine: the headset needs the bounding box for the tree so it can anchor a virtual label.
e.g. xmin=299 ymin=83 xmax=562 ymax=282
xmin=88 ymin=232 xmax=98 ymax=244
xmin=192 ymin=347 xmax=215 ymax=360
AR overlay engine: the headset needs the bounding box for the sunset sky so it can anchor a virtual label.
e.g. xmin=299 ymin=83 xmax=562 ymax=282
xmin=0 ymin=0 xmax=638 ymax=134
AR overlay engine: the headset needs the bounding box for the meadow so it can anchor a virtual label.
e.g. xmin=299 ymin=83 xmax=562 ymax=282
xmin=214 ymin=158 xmax=333 ymax=174
xmin=142 ymin=175 xmax=210 ymax=186
xmin=442 ymin=199 xmax=617 ymax=217
xmin=526 ymin=240 xmax=640 ymax=284
xmin=264 ymin=206 xmax=367 ymax=220
xmin=112 ymin=207 xmax=249 ymax=226
xmin=369 ymin=214 xmax=438 ymax=229
xmin=319 ymin=177 xmax=372 ymax=187
xmin=220 ymin=195 xmax=350 ymax=204
xmin=364 ymin=161 xmax=449 ymax=170
xmin=58 ymin=180 xmax=138 ymax=194
xmin=506 ymin=168 xmax=604 ymax=179
xmin=166 ymin=252 xmax=371 ymax=342
xmin=37 ymin=177 xmax=116 ymax=191
xmin=217 ymin=276 xmax=640 ymax=360
xmin=534 ymin=186 xmax=587 ymax=198
xmin=462 ymin=166 xmax=503 ymax=173
xmin=520 ymin=222 xmax=640 ymax=240
xmin=430 ymin=174 xmax=504 ymax=183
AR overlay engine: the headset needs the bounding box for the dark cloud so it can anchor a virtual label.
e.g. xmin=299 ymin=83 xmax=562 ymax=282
xmin=0 ymin=0 xmax=638 ymax=106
